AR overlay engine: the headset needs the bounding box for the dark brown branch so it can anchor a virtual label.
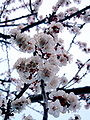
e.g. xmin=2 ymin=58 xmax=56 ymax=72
xmin=57 ymin=86 xmax=90 ymax=95
xmin=29 ymin=0 xmax=33 ymax=13
xmin=0 ymin=79 xmax=11 ymax=83
xmin=41 ymin=80 xmax=48 ymax=120
xmin=21 ymin=18 xmax=46 ymax=32
xmin=0 ymin=33 xmax=11 ymax=39
xmin=4 ymin=100 xmax=12 ymax=120
xmin=0 ymin=13 xmax=36 ymax=24
xmin=0 ymin=5 xmax=90 ymax=39
xmin=59 ymin=5 xmax=90 ymax=22
xmin=29 ymin=86 xmax=90 ymax=103
xmin=21 ymin=5 xmax=90 ymax=32
xmin=0 ymin=40 xmax=11 ymax=44
xmin=14 ymin=83 xmax=30 ymax=100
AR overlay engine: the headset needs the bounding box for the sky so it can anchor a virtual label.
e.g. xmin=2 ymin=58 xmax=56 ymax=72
xmin=0 ymin=0 xmax=90 ymax=120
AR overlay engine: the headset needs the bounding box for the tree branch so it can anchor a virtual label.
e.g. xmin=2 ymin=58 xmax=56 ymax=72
xmin=21 ymin=18 xmax=46 ymax=32
xmin=0 ymin=5 xmax=90 ymax=39
xmin=29 ymin=86 xmax=90 ymax=103
xmin=57 ymin=86 xmax=90 ymax=95
xmin=59 ymin=5 xmax=90 ymax=22
xmin=0 ymin=33 xmax=11 ymax=39
xmin=14 ymin=83 xmax=30 ymax=100
xmin=0 ymin=40 xmax=11 ymax=44
xmin=0 ymin=13 xmax=36 ymax=24
xmin=40 ymin=80 xmax=48 ymax=120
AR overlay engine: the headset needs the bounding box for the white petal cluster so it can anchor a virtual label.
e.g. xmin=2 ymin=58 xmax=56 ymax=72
xmin=82 ymin=10 xmax=90 ymax=23
xmin=65 ymin=7 xmax=79 ymax=16
xmin=22 ymin=114 xmax=36 ymax=120
xmin=11 ymin=96 xmax=31 ymax=112
xmin=48 ymin=22 xmax=64 ymax=34
xmin=57 ymin=52 xmax=72 ymax=67
xmin=34 ymin=32 xmax=55 ymax=53
xmin=32 ymin=0 xmax=43 ymax=12
xmin=38 ymin=62 xmax=59 ymax=82
xmin=52 ymin=0 xmax=71 ymax=12
xmin=13 ymin=30 xmax=72 ymax=87
xmin=49 ymin=90 xmax=80 ymax=117
xmin=69 ymin=26 xmax=81 ymax=34
xmin=48 ymin=99 xmax=63 ymax=118
xmin=13 ymin=56 xmax=43 ymax=83
xmin=10 ymin=29 xmax=35 ymax=53
xmin=59 ymin=76 xmax=68 ymax=86
xmin=46 ymin=76 xmax=60 ymax=91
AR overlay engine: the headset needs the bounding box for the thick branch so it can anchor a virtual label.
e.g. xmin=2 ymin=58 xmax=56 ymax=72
xmin=14 ymin=83 xmax=30 ymax=100
xmin=29 ymin=86 xmax=90 ymax=103
xmin=41 ymin=80 xmax=48 ymax=120
xmin=57 ymin=86 xmax=90 ymax=95
xmin=21 ymin=18 xmax=46 ymax=32
xmin=0 ymin=40 xmax=11 ymax=44
xmin=0 ymin=33 xmax=11 ymax=39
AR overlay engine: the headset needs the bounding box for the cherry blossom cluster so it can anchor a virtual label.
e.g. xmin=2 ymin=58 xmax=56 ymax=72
xmin=79 ymin=94 xmax=90 ymax=109
xmin=9 ymin=12 xmax=83 ymax=118
xmin=52 ymin=0 xmax=71 ymax=12
xmin=11 ymin=96 xmax=31 ymax=113
xmin=11 ymin=27 xmax=72 ymax=86
xmin=51 ymin=0 xmax=90 ymax=24
xmin=32 ymin=0 xmax=43 ymax=13
xmin=76 ymin=41 xmax=90 ymax=53
xmin=10 ymin=28 xmax=35 ymax=53
xmin=48 ymin=90 xmax=80 ymax=118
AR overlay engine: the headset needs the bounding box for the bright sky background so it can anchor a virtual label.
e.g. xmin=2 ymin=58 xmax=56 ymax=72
xmin=0 ymin=0 xmax=90 ymax=120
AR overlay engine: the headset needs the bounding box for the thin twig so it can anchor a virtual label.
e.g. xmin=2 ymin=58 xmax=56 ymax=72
xmin=63 ymin=59 xmax=90 ymax=88
xmin=0 ymin=13 xmax=36 ymax=24
xmin=67 ymin=34 xmax=77 ymax=52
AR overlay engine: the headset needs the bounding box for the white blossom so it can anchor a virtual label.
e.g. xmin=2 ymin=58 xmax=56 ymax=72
xmin=59 ymin=76 xmax=68 ymax=86
xmin=65 ymin=7 xmax=79 ymax=16
xmin=48 ymin=22 xmax=64 ymax=33
xmin=48 ymin=99 xmax=63 ymax=118
xmin=69 ymin=26 xmax=81 ymax=34
xmin=32 ymin=0 xmax=43 ymax=12
xmin=38 ymin=62 xmax=59 ymax=82
xmin=11 ymin=96 xmax=31 ymax=112
xmin=82 ymin=10 xmax=90 ymax=23
xmin=73 ymin=0 xmax=81 ymax=4
xmin=22 ymin=114 xmax=36 ymax=120
xmin=46 ymin=76 xmax=60 ymax=91
xmin=52 ymin=0 xmax=71 ymax=12
xmin=10 ymin=29 xmax=35 ymax=53
xmin=49 ymin=90 xmax=80 ymax=113
xmin=34 ymin=32 xmax=55 ymax=53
